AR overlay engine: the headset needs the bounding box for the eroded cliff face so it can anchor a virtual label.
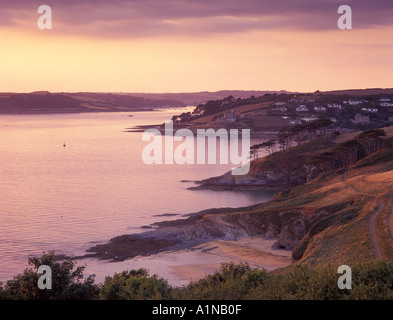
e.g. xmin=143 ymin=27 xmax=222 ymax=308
xmin=82 ymin=200 xmax=354 ymax=262
xmin=189 ymin=208 xmax=309 ymax=250
xmin=188 ymin=162 xmax=307 ymax=190
xmin=175 ymin=200 xmax=355 ymax=252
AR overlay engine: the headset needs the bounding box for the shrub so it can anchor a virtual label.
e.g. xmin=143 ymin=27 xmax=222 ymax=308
xmin=350 ymin=260 xmax=393 ymax=299
xmin=99 ymin=269 xmax=171 ymax=300
xmin=2 ymin=250 xmax=99 ymax=300
xmin=174 ymin=260 xmax=393 ymax=300
xmin=172 ymin=262 xmax=268 ymax=300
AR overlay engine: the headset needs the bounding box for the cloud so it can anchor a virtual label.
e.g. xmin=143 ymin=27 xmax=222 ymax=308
xmin=1 ymin=0 xmax=393 ymax=38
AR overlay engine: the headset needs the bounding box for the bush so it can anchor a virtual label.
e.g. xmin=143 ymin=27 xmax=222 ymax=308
xmin=246 ymin=264 xmax=347 ymax=300
xmin=2 ymin=251 xmax=99 ymax=300
xmin=174 ymin=260 xmax=393 ymax=300
xmin=172 ymin=262 xmax=268 ymax=300
xmin=99 ymin=269 xmax=171 ymax=300
xmin=350 ymin=260 xmax=393 ymax=299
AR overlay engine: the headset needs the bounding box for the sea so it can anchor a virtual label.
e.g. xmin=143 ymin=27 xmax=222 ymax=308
xmin=0 ymin=108 xmax=275 ymax=284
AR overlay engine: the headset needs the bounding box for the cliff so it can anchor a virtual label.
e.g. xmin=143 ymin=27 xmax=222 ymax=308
xmin=189 ymin=135 xmax=337 ymax=190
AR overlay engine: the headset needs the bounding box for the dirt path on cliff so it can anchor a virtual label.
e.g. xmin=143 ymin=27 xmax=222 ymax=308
xmin=369 ymin=200 xmax=383 ymax=260
xmin=342 ymin=170 xmax=383 ymax=260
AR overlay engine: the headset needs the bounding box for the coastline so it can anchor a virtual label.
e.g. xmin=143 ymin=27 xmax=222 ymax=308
xmin=187 ymin=183 xmax=285 ymax=191
xmin=77 ymin=203 xmax=294 ymax=286
xmin=83 ymin=237 xmax=292 ymax=287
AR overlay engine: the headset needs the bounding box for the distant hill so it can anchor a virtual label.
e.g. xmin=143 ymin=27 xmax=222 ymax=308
xmin=0 ymin=92 xmax=187 ymax=114
xmin=0 ymin=93 xmax=82 ymax=114
xmin=316 ymin=88 xmax=393 ymax=96
xmin=125 ymin=90 xmax=293 ymax=106
xmin=0 ymin=90 xmax=293 ymax=114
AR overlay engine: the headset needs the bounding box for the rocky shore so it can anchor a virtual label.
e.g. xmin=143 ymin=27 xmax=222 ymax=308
xmin=77 ymin=193 xmax=356 ymax=266
xmin=187 ymin=165 xmax=291 ymax=191
xmin=78 ymin=207 xmax=243 ymax=261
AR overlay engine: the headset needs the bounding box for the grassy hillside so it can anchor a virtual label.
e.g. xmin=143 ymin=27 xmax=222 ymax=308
xmin=196 ymin=128 xmax=393 ymax=268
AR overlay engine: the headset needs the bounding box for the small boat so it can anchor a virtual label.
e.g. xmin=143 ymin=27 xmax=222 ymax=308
xmin=63 ymin=142 xmax=66 ymax=147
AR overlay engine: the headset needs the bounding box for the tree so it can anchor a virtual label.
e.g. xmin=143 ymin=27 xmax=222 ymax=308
xmin=278 ymin=129 xmax=290 ymax=150
xmin=336 ymin=139 xmax=361 ymax=167
xmin=2 ymin=251 xmax=99 ymax=300
xmin=307 ymin=152 xmax=337 ymax=174
xmin=262 ymin=139 xmax=277 ymax=154
xmin=357 ymin=129 xmax=386 ymax=156
xmin=250 ymin=140 xmax=277 ymax=159
xmin=289 ymin=125 xmax=305 ymax=146
xmin=314 ymin=118 xmax=333 ymax=136
xmin=250 ymin=146 xmax=259 ymax=161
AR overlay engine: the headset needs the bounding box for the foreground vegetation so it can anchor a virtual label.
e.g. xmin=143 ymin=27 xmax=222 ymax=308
xmin=1 ymin=251 xmax=393 ymax=300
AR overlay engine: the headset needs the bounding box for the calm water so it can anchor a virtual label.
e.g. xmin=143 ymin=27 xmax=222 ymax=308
xmin=0 ymin=109 xmax=274 ymax=283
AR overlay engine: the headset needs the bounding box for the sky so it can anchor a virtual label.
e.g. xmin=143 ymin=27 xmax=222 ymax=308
xmin=1 ymin=0 xmax=393 ymax=93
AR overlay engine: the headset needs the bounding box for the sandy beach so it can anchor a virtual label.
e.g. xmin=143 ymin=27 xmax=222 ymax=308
xmin=84 ymin=236 xmax=292 ymax=287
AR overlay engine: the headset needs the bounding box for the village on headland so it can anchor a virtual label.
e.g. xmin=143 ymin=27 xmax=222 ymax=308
xmin=168 ymin=89 xmax=393 ymax=139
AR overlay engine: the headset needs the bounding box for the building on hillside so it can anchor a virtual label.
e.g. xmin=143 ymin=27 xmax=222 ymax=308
xmin=291 ymin=97 xmax=304 ymax=103
xmin=271 ymin=106 xmax=288 ymax=113
xmin=380 ymin=97 xmax=391 ymax=102
xmin=353 ymin=113 xmax=369 ymax=124
xmin=361 ymin=107 xmax=378 ymax=113
xmin=287 ymin=118 xmax=302 ymax=125
xmin=327 ymin=103 xmax=342 ymax=110
xmin=296 ymin=105 xmax=309 ymax=112
xmin=314 ymin=106 xmax=327 ymax=112
xmin=348 ymin=100 xmax=363 ymax=106
xmin=301 ymin=115 xmax=319 ymax=123
xmin=380 ymin=102 xmax=393 ymax=107
xmin=216 ymin=110 xmax=237 ymax=123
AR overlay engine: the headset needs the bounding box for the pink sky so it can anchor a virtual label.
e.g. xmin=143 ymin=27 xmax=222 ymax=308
xmin=1 ymin=0 xmax=392 ymax=93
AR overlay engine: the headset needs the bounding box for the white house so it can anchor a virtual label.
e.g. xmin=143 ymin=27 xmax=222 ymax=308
xmin=271 ymin=106 xmax=288 ymax=113
xmin=348 ymin=100 xmax=363 ymax=106
xmin=327 ymin=103 xmax=342 ymax=110
xmin=314 ymin=106 xmax=326 ymax=112
xmin=361 ymin=107 xmax=378 ymax=113
xmin=380 ymin=102 xmax=393 ymax=107
xmin=380 ymin=97 xmax=391 ymax=102
xmin=302 ymin=115 xmax=319 ymax=123
xmin=296 ymin=105 xmax=309 ymax=112
xmin=287 ymin=118 xmax=302 ymax=125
